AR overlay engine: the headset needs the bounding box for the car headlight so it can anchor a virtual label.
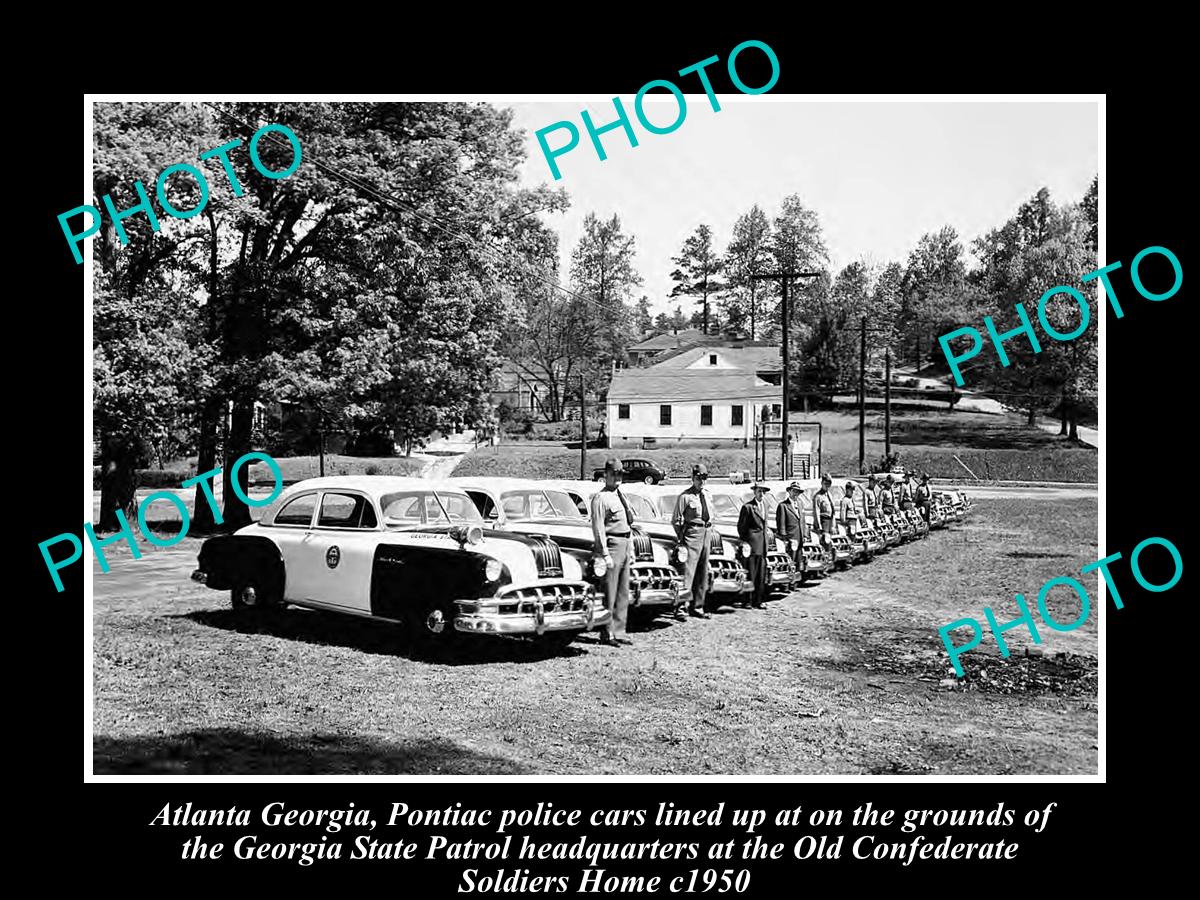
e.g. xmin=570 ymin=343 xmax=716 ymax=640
xmin=675 ymin=545 xmax=688 ymax=563
xmin=592 ymin=557 xmax=608 ymax=577
xmin=739 ymin=543 xmax=751 ymax=558
xmin=484 ymin=558 xmax=503 ymax=581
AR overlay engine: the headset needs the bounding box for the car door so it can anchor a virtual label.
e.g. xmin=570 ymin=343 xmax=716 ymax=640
xmin=269 ymin=491 xmax=322 ymax=603
xmin=297 ymin=491 xmax=379 ymax=613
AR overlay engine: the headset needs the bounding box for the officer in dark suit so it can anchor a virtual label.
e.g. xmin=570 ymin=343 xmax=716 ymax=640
xmin=775 ymin=481 xmax=808 ymax=581
xmin=737 ymin=482 xmax=771 ymax=608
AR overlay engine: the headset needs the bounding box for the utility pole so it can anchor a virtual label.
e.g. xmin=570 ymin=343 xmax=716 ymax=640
xmin=752 ymin=270 xmax=821 ymax=479
xmin=859 ymin=317 xmax=867 ymax=475
xmin=579 ymin=371 xmax=587 ymax=480
xmin=884 ymin=348 xmax=892 ymax=459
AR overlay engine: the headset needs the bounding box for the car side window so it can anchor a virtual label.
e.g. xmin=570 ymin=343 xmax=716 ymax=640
xmin=274 ymin=493 xmax=318 ymax=526
xmin=466 ymin=491 xmax=498 ymax=519
xmin=318 ymin=492 xmax=376 ymax=529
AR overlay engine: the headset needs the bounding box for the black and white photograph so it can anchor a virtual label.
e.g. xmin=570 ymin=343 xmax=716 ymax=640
xmin=83 ymin=94 xmax=1100 ymax=777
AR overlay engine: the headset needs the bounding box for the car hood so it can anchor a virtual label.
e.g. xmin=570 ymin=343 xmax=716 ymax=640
xmin=396 ymin=525 xmax=583 ymax=584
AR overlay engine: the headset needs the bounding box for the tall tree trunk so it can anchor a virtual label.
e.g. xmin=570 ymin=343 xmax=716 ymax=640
xmin=221 ymin=398 xmax=255 ymax=530
xmin=98 ymin=432 xmax=144 ymax=532
xmin=190 ymin=397 xmax=222 ymax=533
xmin=1058 ymin=390 xmax=1068 ymax=435
xmin=1027 ymin=405 xmax=1037 ymax=427
xmin=1068 ymin=414 xmax=1080 ymax=442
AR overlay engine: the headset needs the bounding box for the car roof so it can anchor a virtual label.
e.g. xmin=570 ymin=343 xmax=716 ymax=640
xmin=447 ymin=477 xmax=574 ymax=493
xmin=274 ymin=476 xmax=470 ymax=500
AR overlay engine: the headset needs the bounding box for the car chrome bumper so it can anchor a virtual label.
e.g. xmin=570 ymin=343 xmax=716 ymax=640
xmin=455 ymin=580 xmax=604 ymax=635
xmin=631 ymin=565 xmax=681 ymax=607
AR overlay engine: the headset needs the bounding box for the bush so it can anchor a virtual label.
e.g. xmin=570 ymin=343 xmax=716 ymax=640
xmin=136 ymin=468 xmax=193 ymax=488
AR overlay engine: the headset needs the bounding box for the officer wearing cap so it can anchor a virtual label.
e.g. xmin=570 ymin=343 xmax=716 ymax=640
xmin=863 ymin=473 xmax=879 ymax=525
xmin=776 ymin=481 xmax=808 ymax=581
xmin=916 ymin=472 xmax=933 ymax=523
xmin=813 ymin=474 xmax=836 ymax=552
xmin=671 ymin=463 xmax=715 ymax=620
xmin=737 ymin=482 xmax=772 ymax=608
xmin=877 ymin=474 xmax=896 ymax=518
xmin=898 ymin=471 xmax=915 ymax=511
xmin=840 ymin=481 xmax=861 ymax=536
xmin=590 ymin=458 xmax=635 ymax=646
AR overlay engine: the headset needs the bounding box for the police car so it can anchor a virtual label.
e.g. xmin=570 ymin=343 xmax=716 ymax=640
xmin=189 ymin=476 xmax=601 ymax=648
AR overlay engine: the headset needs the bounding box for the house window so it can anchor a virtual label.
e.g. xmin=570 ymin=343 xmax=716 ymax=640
xmin=660 ymin=405 xmax=672 ymax=426
xmin=708 ymin=354 xmax=718 ymax=366
xmin=700 ymin=405 xmax=712 ymax=426
xmin=618 ymin=404 xmax=630 ymax=419
xmin=771 ymin=404 xmax=782 ymax=419
xmin=731 ymin=405 xmax=744 ymax=426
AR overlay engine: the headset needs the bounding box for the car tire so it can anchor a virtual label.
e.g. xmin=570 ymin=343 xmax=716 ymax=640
xmin=595 ymin=475 xmax=604 ymax=482
xmin=644 ymin=475 xmax=654 ymax=484
xmin=542 ymin=629 xmax=583 ymax=652
xmin=410 ymin=598 xmax=460 ymax=649
xmin=230 ymin=578 xmax=280 ymax=612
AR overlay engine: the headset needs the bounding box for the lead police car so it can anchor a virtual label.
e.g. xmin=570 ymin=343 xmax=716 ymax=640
xmin=189 ymin=476 xmax=603 ymax=648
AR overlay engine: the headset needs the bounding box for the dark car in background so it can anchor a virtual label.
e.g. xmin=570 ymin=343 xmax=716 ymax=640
xmin=592 ymin=458 xmax=666 ymax=484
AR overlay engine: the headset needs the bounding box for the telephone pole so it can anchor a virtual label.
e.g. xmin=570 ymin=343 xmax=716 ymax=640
xmin=884 ymin=348 xmax=892 ymax=458
xmin=579 ymin=371 xmax=587 ymax=480
xmin=752 ymin=270 xmax=821 ymax=478
xmin=859 ymin=317 xmax=867 ymax=474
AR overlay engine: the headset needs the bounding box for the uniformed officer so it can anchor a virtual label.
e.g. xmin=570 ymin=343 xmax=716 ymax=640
xmin=737 ymin=483 xmax=772 ymax=608
xmin=776 ymin=481 xmax=808 ymax=579
xmin=877 ymin=474 xmax=896 ymax=518
xmin=590 ymin=458 xmax=635 ymax=647
xmin=916 ymin=472 xmax=933 ymax=522
xmin=840 ymin=481 xmax=861 ymax=536
xmin=863 ymin=474 xmax=879 ymax=525
xmin=813 ymin=474 xmax=836 ymax=552
xmin=671 ymin=464 xmax=714 ymax=620
xmin=898 ymin=472 xmax=915 ymax=511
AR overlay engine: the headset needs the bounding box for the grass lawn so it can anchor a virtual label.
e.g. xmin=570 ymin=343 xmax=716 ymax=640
xmin=92 ymin=485 xmax=1097 ymax=775
xmin=454 ymin=409 xmax=1097 ymax=482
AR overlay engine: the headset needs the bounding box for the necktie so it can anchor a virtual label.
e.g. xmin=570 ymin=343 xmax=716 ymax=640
xmin=699 ymin=491 xmax=710 ymax=525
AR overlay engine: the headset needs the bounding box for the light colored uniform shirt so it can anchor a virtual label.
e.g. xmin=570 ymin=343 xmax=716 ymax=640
xmin=814 ymin=490 xmax=835 ymax=520
xmin=840 ymin=494 xmax=860 ymax=525
xmin=863 ymin=486 xmax=877 ymax=516
xmin=672 ymin=487 xmax=714 ymax=538
xmin=591 ymin=488 xmax=632 ymax=551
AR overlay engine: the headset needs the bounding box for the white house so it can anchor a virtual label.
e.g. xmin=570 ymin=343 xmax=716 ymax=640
xmin=605 ymin=370 xmax=781 ymax=447
xmin=649 ymin=345 xmax=782 ymax=384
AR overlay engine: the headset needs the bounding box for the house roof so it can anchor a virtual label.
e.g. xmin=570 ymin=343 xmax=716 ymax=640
xmin=628 ymin=329 xmax=708 ymax=352
xmin=607 ymin=369 xmax=781 ymax=402
xmin=650 ymin=345 xmax=782 ymax=372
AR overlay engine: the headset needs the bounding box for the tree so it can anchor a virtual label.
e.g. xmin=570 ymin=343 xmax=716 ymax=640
xmin=633 ymin=295 xmax=653 ymax=336
xmin=721 ymin=205 xmax=772 ymax=339
xmin=872 ymin=261 xmax=905 ymax=352
xmin=767 ymin=194 xmax=829 ymax=345
xmin=669 ymin=224 xmax=725 ymax=335
xmin=568 ymin=213 xmax=643 ymax=379
xmin=899 ymin=226 xmax=968 ymax=370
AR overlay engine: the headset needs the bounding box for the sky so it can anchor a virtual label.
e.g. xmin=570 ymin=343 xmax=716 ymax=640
xmin=504 ymin=99 xmax=1099 ymax=318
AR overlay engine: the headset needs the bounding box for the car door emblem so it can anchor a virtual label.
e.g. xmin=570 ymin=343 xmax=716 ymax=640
xmin=326 ymin=546 xmax=341 ymax=569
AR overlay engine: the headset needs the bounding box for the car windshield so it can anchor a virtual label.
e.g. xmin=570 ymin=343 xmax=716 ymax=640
xmin=709 ymin=494 xmax=741 ymax=519
xmin=500 ymin=489 xmax=585 ymax=521
xmin=626 ymin=494 xmax=660 ymax=521
xmin=380 ymin=490 xmax=483 ymax=527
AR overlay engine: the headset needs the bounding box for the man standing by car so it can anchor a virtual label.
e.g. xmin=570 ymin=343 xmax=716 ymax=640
xmin=671 ymin=464 xmax=714 ymax=620
xmin=863 ymin=474 xmax=880 ymax=526
xmin=898 ymin=472 xmax=916 ymax=511
xmin=813 ymin=474 xmax=836 ymax=554
xmin=916 ymin=473 xmax=933 ymax=523
xmin=737 ymin=483 xmax=771 ymax=609
xmin=878 ymin=474 xmax=896 ymax=519
xmin=776 ymin=481 xmax=808 ymax=581
xmin=591 ymin=458 xmax=635 ymax=647
xmin=841 ymin=481 xmax=862 ymax=536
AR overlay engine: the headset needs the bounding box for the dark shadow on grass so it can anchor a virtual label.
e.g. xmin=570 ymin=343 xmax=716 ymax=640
xmin=178 ymin=608 xmax=590 ymax=666
xmin=93 ymin=729 xmax=532 ymax=775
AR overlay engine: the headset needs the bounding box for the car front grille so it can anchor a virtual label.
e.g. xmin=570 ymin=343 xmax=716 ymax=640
xmin=767 ymin=552 xmax=791 ymax=573
xmin=709 ymin=558 xmax=742 ymax=578
xmin=528 ymin=536 xmax=563 ymax=578
xmin=632 ymin=564 xmax=677 ymax=591
xmin=492 ymin=582 xmax=591 ymax=615
xmin=632 ymin=532 xmax=655 ymax=562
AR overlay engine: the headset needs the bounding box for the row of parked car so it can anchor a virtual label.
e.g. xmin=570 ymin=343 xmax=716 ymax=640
xmin=190 ymin=472 xmax=972 ymax=652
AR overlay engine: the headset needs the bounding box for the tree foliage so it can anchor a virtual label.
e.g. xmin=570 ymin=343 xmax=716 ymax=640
xmin=669 ymin=223 xmax=725 ymax=335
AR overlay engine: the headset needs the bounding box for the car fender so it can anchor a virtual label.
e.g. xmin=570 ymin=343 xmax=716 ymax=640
xmin=195 ymin=534 xmax=285 ymax=595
